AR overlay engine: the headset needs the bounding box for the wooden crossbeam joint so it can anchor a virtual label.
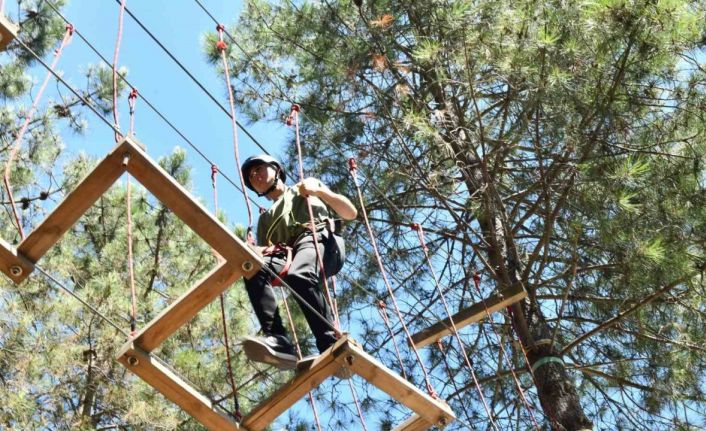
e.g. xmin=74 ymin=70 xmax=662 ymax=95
xmin=117 ymin=343 xmax=241 ymax=431
xmin=0 ymin=14 xmax=19 ymax=51
xmin=0 ymin=239 xmax=34 ymax=284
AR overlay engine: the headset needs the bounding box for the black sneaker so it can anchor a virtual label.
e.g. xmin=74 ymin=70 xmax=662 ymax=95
xmin=242 ymin=334 xmax=297 ymax=370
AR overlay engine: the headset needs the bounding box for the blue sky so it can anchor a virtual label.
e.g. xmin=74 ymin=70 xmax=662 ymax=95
xmin=13 ymin=0 xmax=288 ymax=226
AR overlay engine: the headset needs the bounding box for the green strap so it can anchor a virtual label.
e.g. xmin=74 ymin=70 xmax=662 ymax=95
xmin=531 ymin=356 xmax=564 ymax=373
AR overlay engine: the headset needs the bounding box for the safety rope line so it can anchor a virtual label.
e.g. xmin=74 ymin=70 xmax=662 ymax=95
xmin=411 ymin=223 xmax=499 ymax=430
xmin=42 ymin=0 xmax=265 ymax=214
xmin=330 ymin=275 xmax=340 ymax=328
xmin=126 ymin=173 xmax=137 ymax=335
xmin=348 ymin=159 xmax=437 ymax=398
xmin=111 ymin=0 xmax=127 ymax=142
xmin=210 ymin=165 xmax=243 ymax=421
xmin=347 ymin=379 xmax=370 ymax=431
xmin=215 ymin=24 xmax=254 ymax=245
xmin=274 ymin=284 xmax=324 ymax=431
xmin=468 ymin=272 xmax=541 ymax=429
xmin=435 ymin=340 xmax=482 ymax=430
xmin=3 ymin=23 xmax=73 ymax=240
xmin=127 ymin=87 xmax=138 ymax=135
xmin=36 ymin=265 xmax=129 ymax=337
xmin=376 ymin=300 xmax=407 ymax=381
xmin=288 ymin=105 xmax=341 ymax=332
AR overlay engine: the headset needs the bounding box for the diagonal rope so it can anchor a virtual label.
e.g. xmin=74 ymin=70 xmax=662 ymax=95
xmin=275 ymin=283 xmax=324 ymax=431
xmin=111 ymin=0 xmax=127 ymax=142
xmin=3 ymin=23 xmax=73 ymax=240
xmin=41 ymin=0 xmax=265 ymax=213
xmin=376 ymin=300 xmax=407 ymax=380
xmin=210 ymin=164 xmax=243 ymax=421
xmin=348 ymin=159 xmax=437 ymax=398
xmin=215 ymin=24 xmax=254 ymax=244
xmin=289 ymin=105 xmax=340 ymax=332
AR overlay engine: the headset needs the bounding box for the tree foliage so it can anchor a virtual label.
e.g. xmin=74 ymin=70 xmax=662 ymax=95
xmin=218 ymin=0 xmax=706 ymax=429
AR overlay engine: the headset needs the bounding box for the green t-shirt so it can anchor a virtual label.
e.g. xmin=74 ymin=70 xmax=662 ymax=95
xmin=256 ymin=182 xmax=331 ymax=246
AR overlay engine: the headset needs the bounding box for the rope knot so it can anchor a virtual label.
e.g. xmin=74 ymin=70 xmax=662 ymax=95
xmin=216 ymin=23 xmax=226 ymax=32
xmin=377 ymin=300 xmax=386 ymax=311
xmin=348 ymin=157 xmax=358 ymax=172
xmin=410 ymin=222 xmax=421 ymax=232
xmin=291 ymin=103 xmax=300 ymax=112
xmin=65 ymin=23 xmax=74 ymax=35
xmin=472 ymin=271 xmax=481 ymax=287
xmin=216 ymin=40 xmax=227 ymax=51
xmin=128 ymin=88 xmax=138 ymax=100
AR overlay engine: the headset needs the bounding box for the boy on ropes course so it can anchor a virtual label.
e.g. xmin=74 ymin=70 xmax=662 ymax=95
xmin=240 ymin=154 xmax=357 ymax=369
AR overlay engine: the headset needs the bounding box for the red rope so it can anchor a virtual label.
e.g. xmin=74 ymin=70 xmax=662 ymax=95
xmin=112 ymin=0 xmax=127 ymax=142
xmin=126 ymin=177 xmax=137 ymax=336
xmin=471 ymin=272 xmax=541 ymax=429
xmin=411 ymin=223 xmax=500 ymax=429
xmin=215 ymin=24 xmax=254 ymax=244
xmin=347 ymin=379 xmax=370 ymax=431
xmin=376 ymin=300 xmax=407 ymax=380
xmin=210 ymin=164 xmax=242 ymax=420
xmin=348 ymin=159 xmax=437 ymax=398
xmin=275 ymin=284 xmax=324 ymax=431
xmin=127 ymin=87 xmax=138 ymax=135
xmin=3 ymin=24 xmax=73 ymax=240
xmin=289 ymin=105 xmax=341 ymax=334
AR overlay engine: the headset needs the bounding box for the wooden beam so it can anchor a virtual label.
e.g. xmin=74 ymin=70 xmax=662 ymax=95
xmin=18 ymin=140 xmax=127 ymax=275
xmin=129 ymin=262 xmax=242 ymax=352
xmin=0 ymin=238 xmax=34 ymax=284
xmin=392 ymin=414 xmax=432 ymax=431
xmin=117 ymin=343 xmax=240 ymax=431
xmin=410 ymin=286 xmax=527 ymax=348
xmin=0 ymin=14 xmax=18 ymax=51
xmin=120 ymin=136 xmax=261 ymax=276
xmin=342 ymin=338 xmax=455 ymax=428
xmin=241 ymin=337 xmax=349 ymax=430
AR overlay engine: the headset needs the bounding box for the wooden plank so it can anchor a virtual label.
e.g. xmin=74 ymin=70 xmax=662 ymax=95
xmin=0 ymin=14 xmax=19 ymax=51
xmin=392 ymin=414 xmax=432 ymax=431
xmin=18 ymin=140 xmax=127 ymax=270
xmin=120 ymin=136 xmax=261 ymax=277
xmin=131 ymin=261 xmax=242 ymax=352
xmin=343 ymin=338 xmax=455 ymax=428
xmin=117 ymin=343 xmax=240 ymax=431
xmin=410 ymin=286 xmax=527 ymax=349
xmin=0 ymin=238 xmax=34 ymax=284
xmin=241 ymin=336 xmax=349 ymax=430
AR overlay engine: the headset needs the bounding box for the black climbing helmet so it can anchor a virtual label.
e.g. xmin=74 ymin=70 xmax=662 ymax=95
xmin=241 ymin=154 xmax=286 ymax=194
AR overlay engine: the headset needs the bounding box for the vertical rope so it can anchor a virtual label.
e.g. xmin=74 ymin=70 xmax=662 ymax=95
xmin=215 ymin=24 xmax=254 ymax=244
xmin=112 ymin=0 xmax=127 ymax=142
xmin=347 ymin=379 xmax=370 ymax=431
xmin=126 ymin=175 xmax=137 ymax=335
xmin=347 ymin=158 xmax=436 ymax=397
xmin=210 ymin=165 xmax=242 ymax=420
xmin=471 ymin=273 xmax=541 ymax=428
xmin=276 ymin=284 xmax=324 ymax=431
xmin=288 ymin=105 xmax=341 ymax=333
xmin=410 ymin=223 xmax=499 ymax=430
xmin=436 ymin=340 xmax=478 ymax=429
xmin=3 ymin=24 xmax=74 ymax=240
xmin=376 ymin=300 xmax=407 ymax=380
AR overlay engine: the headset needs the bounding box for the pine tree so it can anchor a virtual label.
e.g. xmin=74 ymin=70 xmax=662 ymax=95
xmin=216 ymin=0 xmax=706 ymax=429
